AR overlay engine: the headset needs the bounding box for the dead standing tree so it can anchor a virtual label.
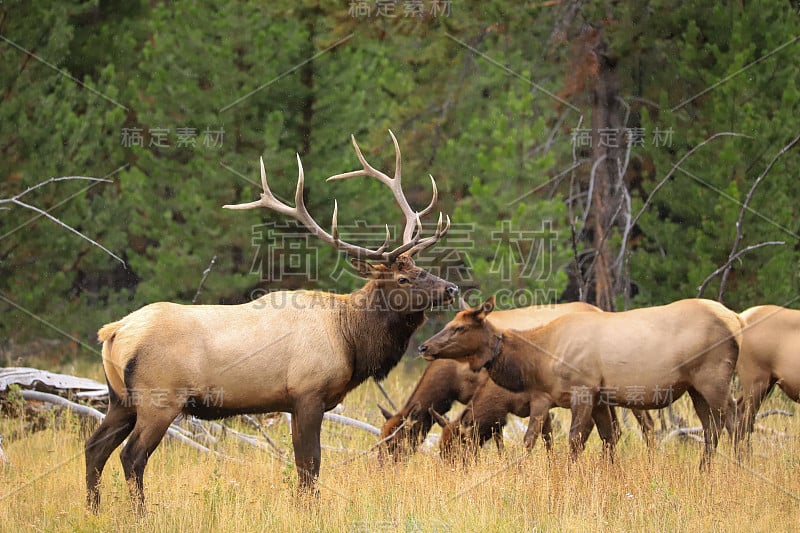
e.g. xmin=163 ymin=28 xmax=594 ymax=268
xmin=563 ymin=24 xmax=632 ymax=312
xmin=587 ymin=30 xmax=627 ymax=312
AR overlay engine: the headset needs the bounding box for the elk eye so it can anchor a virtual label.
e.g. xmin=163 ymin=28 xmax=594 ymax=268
xmin=454 ymin=326 xmax=464 ymax=333
xmin=397 ymin=277 xmax=410 ymax=285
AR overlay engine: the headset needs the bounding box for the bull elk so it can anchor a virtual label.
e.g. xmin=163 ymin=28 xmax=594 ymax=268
xmin=734 ymin=305 xmax=800 ymax=443
xmin=85 ymin=132 xmax=458 ymax=512
xmin=419 ymin=297 xmax=743 ymax=467
xmin=378 ymin=302 xmax=601 ymax=460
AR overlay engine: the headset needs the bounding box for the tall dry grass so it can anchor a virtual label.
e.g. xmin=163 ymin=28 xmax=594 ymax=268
xmin=1 ymin=358 xmax=798 ymax=532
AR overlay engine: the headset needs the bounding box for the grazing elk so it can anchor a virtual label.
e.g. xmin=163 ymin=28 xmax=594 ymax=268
xmin=734 ymin=305 xmax=800 ymax=443
xmin=378 ymin=302 xmax=601 ymax=460
xmin=430 ymin=375 xmax=655 ymax=462
xmin=430 ymin=376 xmax=540 ymax=460
xmin=85 ymin=132 xmax=458 ymax=512
xmin=419 ymin=297 xmax=743 ymax=467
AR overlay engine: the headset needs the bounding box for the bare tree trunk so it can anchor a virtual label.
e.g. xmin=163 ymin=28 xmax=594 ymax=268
xmin=588 ymin=29 xmax=625 ymax=312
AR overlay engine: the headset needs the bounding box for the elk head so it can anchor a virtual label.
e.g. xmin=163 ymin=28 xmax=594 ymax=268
xmin=378 ymin=403 xmax=422 ymax=462
xmin=430 ymin=408 xmax=481 ymax=463
xmin=418 ymin=296 xmax=497 ymax=371
xmin=224 ymin=130 xmax=458 ymax=309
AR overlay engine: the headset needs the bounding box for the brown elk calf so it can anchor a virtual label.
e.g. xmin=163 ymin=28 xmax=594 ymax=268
xmin=378 ymin=302 xmax=600 ymax=460
xmin=431 ymin=375 xmax=655 ymax=461
xmin=734 ymin=305 xmax=800 ymax=442
xmin=85 ymin=132 xmax=457 ymax=513
xmin=419 ymin=297 xmax=742 ymax=467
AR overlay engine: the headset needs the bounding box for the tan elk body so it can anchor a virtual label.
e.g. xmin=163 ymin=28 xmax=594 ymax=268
xmin=382 ymin=301 xmax=654 ymax=460
xmin=419 ymin=297 xmax=743 ymax=466
xmin=735 ymin=305 xmax=800 ymax=439
xmin=378 ymin=302 xmax=600 ymax=459
xmin=85 ymin=132 xmax=457 ymax=512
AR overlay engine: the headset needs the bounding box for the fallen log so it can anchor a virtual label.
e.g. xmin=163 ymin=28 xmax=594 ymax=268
xmin=20 ymin=390 xmax=217 ymax=456
xmin=1 ymin=366 xmax=383 ymax=460
xmin=0 ymin=367 xmax=107 ymax=397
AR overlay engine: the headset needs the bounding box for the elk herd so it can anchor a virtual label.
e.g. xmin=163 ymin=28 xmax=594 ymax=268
xmin=84 ymin=132 xmax=800 ymax=513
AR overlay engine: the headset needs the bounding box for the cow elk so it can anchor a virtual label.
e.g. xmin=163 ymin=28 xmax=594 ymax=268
xmin=85 ymin=132 xmax=458 ymax=513
xmin=378 ymin=302 xmax=600 ymax=460
xmin=734 ymin=305 xmax=800 ymax=443
xmin=419 ymin=297 xmax=743 ymax=468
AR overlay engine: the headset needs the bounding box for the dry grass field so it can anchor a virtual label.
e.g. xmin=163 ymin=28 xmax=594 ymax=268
xmin=2 ymin=355 xmax=799 ymax=532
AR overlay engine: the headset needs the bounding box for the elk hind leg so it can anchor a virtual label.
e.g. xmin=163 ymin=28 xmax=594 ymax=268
xmin=631 ymin=409 xmax=655 ymax=448
xmin=737 ymin=377 xmax=776 ymax=446
xmin=688 ymin=389 xmax=722 ymax=470
xmin=120 ymin=411 xmax=177 ymax=513
xmin=85 ymin=403 xmax=136 ymax=512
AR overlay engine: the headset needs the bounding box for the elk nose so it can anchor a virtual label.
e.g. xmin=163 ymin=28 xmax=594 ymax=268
xmin=445 ymin=283 xmax=459 ymax=297
xmin=418 ymin=344 xmax=428 ymax=354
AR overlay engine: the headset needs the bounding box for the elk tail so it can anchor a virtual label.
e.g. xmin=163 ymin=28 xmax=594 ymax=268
xmin=98 ymin=321 xmax=129 ymax=401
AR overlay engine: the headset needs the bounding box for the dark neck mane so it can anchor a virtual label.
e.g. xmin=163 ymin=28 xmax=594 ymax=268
xmin=339 ymin=282 xmax=427 ymax=392
xmin=482 ymin=326 xmax=531 ymax=393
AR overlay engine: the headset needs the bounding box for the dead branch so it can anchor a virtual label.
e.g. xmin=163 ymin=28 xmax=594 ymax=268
xmin=372 ymin=379 xmax=397 ymax=412
xmin=697 ymin=241 xmax=785 ymax=298
xmin=323 ymin=412 xmax=380 ymax=436
xmin=192 ymin=255 xmax=218 ymax=304
xmin=241 ymin=414 xmax=289 ymax=458
xmin=630 ymin=132 xmax=750 ymax=229
xmin=754 ymin=425 xmax=789 ymax=438
xmin=661 ymin=426 xmax=704 ymax=443
xmin=713 ymin=132 xmax=800 ymax=301
xmin=0 ymin=176 xmax=124 ymax=266
xmin=756 ymin=409 xmax=794 ymax=419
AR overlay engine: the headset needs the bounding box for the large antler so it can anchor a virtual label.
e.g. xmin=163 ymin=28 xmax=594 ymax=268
xmin=224 ymin=131 xmax=450 ymax=262
xmin=327 ymin=130 xmax=450 ymax=260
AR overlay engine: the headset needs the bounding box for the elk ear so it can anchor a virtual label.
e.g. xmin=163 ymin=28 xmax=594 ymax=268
xmin=429 ymin=407 xmax=450 ymax=428
xmin=472 ymin=295 xmax=496 ymax=321
xmin=351 ymin=258 xmax=389 ymax=279
xmin=378 ymin=404 xmax=394 ymax=421
xmin=394 ymin=254 xmax=416 ymax=270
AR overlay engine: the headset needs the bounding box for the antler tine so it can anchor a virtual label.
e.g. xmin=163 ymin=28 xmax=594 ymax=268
xmin=326 ymin=132 xmax=420 ymax=244
xmin=401 ymin=213 xmax=451 ymax=258
xmin=225 ymin=154 xmax=393 ymax=261
xmin=388 ymin=129 xmax=402 ymax=185
xmin=330 ymin=201 xmax=391 ymax=256
xmin=417 ymin=175 xmax=439 ymax=218
xmin=326 ymin=134 xmax=393 ymax=186
xmin=224 ymin=157 xmax=286 ymax=212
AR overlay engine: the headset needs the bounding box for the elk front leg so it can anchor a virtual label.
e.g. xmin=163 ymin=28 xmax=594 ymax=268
xmin=291 ymin=399 xmax=325 ymax=495
xmin=591 ymin=404 xmax=618 ymax=462
xmin=568 ymin=398 xmax=596 ymax=460
xmin=523 ymin=398 xmax=552 ymax=451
